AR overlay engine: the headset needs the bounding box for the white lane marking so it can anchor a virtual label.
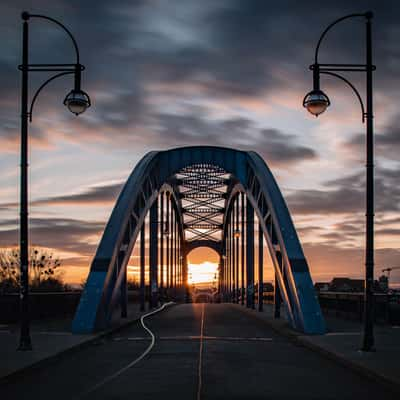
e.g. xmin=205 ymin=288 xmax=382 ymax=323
xmin=197 ymin=304 xmax=205 ymax=400
xmin=37 ymin=331 xmax=72 ymax=336
xmin=76 ymin=302 xmax=174 ymax=399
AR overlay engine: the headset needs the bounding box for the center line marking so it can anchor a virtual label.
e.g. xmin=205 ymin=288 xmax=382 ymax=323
xmin=197 ymin=304 xmax=205 ymax=400
xmin=125 ymin=335 xmax=273 ymax=341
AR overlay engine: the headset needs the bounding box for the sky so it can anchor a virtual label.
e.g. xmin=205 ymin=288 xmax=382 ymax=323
xmin=0 ymin=0 xmax=399 ymax=286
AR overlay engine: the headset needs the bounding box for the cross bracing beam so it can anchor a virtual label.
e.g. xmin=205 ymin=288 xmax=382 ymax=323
xmin=73 ymin=146 xmax=325 ymax=335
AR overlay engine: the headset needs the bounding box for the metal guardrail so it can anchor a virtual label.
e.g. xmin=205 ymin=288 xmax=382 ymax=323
xmin=1 ymin=290 xmax=399 ymax=324
xmin=317 ymin=291 xmax=400 ymax=324
xmin=0 ymin=292 xmax=82 ymax=323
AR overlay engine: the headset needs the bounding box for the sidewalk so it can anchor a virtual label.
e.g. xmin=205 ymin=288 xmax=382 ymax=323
xmin=0 ymin=303 xmax=147 ymax=383
xmin=237 ymin=303 xmax=400 ymax=392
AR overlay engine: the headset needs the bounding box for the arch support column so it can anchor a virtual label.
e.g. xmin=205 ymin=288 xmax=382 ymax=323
xmin=246 ymin=200 xmax=255 ymax=309
xmin=258 ymin=223 xmax=263 ymax=312
xmin=149 ymin=199 xmax=158 ymax=308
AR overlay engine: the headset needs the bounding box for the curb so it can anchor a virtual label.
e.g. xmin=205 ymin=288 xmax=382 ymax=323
xmin=0 ymin=303 xmax=176 ymax=386
xmin=236 ymin=305 xmax=400 ymax=395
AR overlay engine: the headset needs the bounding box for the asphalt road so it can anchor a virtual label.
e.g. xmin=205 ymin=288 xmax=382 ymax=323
xmin=2 ymin=303 xmax=397 ymax=400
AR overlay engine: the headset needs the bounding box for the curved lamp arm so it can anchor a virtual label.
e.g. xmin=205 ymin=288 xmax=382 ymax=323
xmin=29 ymin=71 xmax=74 ymax=122
xmin=22 ymin=12 xmax=80 ymax=65
xmin=319 ymin=71 xmax=366 ymax=123
xmin=314 ymin=12 xmax=370 ymax=64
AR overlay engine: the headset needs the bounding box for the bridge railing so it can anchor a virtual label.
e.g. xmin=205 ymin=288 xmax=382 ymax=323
xmin=0 ymin=292 xmax=81 ymax=323
xmin=0 ymin=290 xmax=145 ymax=323
xmin=317 ymin=292 xmax=400 ymax=324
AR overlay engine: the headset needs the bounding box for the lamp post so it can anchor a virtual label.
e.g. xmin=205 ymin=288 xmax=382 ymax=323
xmin=18 ymin=11 xmax=90 ymax=350
xmin=303 ymin=12 xmax=375 ymax=351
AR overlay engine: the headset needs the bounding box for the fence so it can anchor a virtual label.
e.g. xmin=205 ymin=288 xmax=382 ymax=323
xmin=318 ymin=292 xmax=400 ymax=324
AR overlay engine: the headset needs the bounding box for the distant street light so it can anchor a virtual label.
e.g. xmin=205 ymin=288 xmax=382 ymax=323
xmin=18 ymin=11 xmax=90 ymax=351
xmin=303 ymin=12 xmax=376 ymax=351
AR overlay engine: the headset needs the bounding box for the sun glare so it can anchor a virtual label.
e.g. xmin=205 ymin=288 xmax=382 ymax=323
xmin=188 ymin=261 xmax=219 ymax=285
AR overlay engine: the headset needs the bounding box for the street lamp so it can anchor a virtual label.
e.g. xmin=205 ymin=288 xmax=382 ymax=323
xmin=18 ymin=11 xmax=90 ymax=351
xmin=303 ymin=12 xmax=375 ymax=351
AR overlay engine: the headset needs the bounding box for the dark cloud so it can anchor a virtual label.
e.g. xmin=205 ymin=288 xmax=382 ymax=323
xmin=287 ymin=166 xmax=400 ymax=215
xmin=1 ymin=0 xmax=399 ymax=283
xmin=0 ymin=182 xmax=123 ymax=210
xmin=0 ymin=217 xmax=104 ymax=255
xmin=31 ymin=182 xmax=123 ymax=206
xmin=345 ymin=117 xmax=400 ymax=161
xmin=150 ymin=113 xmax=317 ymax=166
xmin=1 ymin=0 xmax=399 ymax=150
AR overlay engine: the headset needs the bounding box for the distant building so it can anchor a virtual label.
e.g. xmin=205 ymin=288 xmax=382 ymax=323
xmin=262 ymin=282 xmax=274 ymax=292
xmin=314 ymin=282 xmax=330 ymax=292
xmin=329 ymin=278 xmax=364 ymax=292
xmin=376 ymin=275 xmax=389 ymax=293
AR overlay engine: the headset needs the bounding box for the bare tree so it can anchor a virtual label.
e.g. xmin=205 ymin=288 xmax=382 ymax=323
xmin=0 ymin=247 xmax=63 ymax=293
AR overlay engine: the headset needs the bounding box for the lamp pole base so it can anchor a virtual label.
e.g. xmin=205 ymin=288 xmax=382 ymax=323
xmin=18 ymin=337 xmax=32 ymax=351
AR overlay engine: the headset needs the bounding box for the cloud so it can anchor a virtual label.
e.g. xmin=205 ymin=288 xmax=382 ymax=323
xmin=0 ymin=217 xmax=104 ymax=255
xmin=344 ymin=118 xmax=400 ymax=162
xmin=0 ymin=182 xmax=123 ymax=210
xmin=2 ymin=0 xmax=400 ymax=151
xmin=1 ymin=0 xmax=400 ymax=286
xmin=303 ymin=242 xmax=400 ymax=282
xmin=286 ymin=166 xmax=400 ymax=215
xmin=31 ymin=182 xmax=123 ymax=207
xmin=150 ymin=112 xmax=317 ymax=166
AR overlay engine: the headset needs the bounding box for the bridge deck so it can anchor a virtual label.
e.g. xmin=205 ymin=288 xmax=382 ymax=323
xmin=1 ymin=303 xmax=397 ymax=399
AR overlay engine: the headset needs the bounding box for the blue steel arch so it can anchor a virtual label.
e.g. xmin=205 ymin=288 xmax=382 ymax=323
xmin=72 ymin=146 xmax=325 ymax=334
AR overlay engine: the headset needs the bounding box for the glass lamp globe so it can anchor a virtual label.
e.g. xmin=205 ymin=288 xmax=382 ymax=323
xmin=234 ymin=229 xmax=241 ymax=238
xmin=303 ymin=89 xmax=330 ymax=117
xmin=63 ymin=89 xmax=91 ymax=115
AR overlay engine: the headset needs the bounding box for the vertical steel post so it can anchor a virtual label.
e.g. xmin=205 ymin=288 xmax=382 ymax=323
xmin=140 ymin=223 xmax=145 ymax=311
xmin=166 ymin=194 xmax=170 ymax=295
xmin=226 ymin=226 xmax=229 ymax=300
xmin=362 ymin=13 xmax=375 ymax=351
xmin=171 ymin=211 xmax=174 ymax=293
xmin=175 ymin=217 xmax=178 ymax=292
xmin=18 ymin=16 xmax=32 ymax=351
xmin=241 ymin=193 xmax=245 ymax=305
xmin=229 ymin=219 xmax=232 ymax=300
xmin=174 ymin=214 xmax=179 ymax=298
xmin=258 ymin=223 xmax=263 ymax=312
xmin=231 ymin=216 xmax=234 ymax=302
xmin=274 ymin=251 xmax=282 ymax=319
xmin=160 ymin=192 xmax=164 ymax=299
xmin=234 ymin=195 xmax=239 ymax=303
xmin=246 ymin=200 xmax=255 ymax=309
xmin=149 ymin=199 xmax=158 ymax=308
xmin=120 ymin=263 xmax=127 ymax=318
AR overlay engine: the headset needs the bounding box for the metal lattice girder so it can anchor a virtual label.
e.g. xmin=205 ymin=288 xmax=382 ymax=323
xmin=72 ymin=146 xmax=325 ymax=334
xmin=177 ymin=163 xmax=229 ymax=242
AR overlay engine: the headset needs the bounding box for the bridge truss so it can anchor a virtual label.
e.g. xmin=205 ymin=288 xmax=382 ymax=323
xmin=72 ymin=146 xmax=325 ymax=334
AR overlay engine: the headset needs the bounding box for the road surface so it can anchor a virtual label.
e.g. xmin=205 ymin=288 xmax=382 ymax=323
xmin=2 ymin=304 xmax=397 ymax=399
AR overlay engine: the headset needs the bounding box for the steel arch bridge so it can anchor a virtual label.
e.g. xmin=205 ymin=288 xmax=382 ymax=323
xmin=72 ymin=146 xmax=325 ymax=334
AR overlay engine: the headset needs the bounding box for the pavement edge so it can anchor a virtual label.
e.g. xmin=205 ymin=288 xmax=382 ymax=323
xmin=0 ymin=302 xmax=176 ymax=386
xmin=233 ymin=304 xmax=400 ymax=396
